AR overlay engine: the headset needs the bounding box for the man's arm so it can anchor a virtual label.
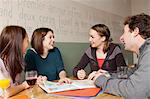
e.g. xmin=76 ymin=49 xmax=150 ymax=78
xmin=95 ymin=50 xmax=150 ymax=98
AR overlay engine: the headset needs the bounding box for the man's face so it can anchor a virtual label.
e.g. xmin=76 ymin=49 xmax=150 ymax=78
xmin=120 ymin=25 xmax=135 ymax=51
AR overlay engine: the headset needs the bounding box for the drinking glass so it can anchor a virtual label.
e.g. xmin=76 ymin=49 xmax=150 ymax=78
xmin=0 ymin=79 xmax=10 ymax=99
xmin=117 ymin=66 xmax=128 ymax=79
xmin=25 ymin=70 xmax=37 ymax=99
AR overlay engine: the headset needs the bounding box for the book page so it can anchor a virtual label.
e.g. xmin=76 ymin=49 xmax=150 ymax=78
xmin=39 ymin=79 xmax=96 ymax=93
xmin=72 ymin=79 xmax=96 ymax=89
xmin=39 ymin=81 xmax=77 ymax=93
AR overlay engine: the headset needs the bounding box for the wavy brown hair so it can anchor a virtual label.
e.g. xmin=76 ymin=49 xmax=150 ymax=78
xmin=0 ymin=25 xmax=27 ymax=82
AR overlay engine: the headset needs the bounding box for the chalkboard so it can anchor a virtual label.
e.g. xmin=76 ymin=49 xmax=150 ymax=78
xmin=0 ymin=0 xmax=124 ymax=43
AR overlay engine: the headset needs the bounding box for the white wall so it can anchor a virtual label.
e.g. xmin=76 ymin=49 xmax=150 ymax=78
xmin=72 ymin=0 xmax=131 ymax=17
xmin=0 ymin=0 xmax=134 ymax=64
xmin=0 ymin=0 xmax=131 ymax=43
xmin=131 ymin=0 xmax=149 ymax=15
xmin=71 ymin=0 xmax=132 ymax=43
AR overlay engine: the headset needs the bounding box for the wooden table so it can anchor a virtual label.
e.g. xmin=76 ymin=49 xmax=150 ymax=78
xmin=9 ymin=84 xmax=123 ymax=99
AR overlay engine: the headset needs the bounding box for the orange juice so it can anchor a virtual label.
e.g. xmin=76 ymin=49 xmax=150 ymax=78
xmin=0 ymin=79 xmax=10 ymax=89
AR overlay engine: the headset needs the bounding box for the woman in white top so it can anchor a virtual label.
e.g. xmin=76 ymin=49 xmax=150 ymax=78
xmin=0 ymin=26 xmax=30 ymax=97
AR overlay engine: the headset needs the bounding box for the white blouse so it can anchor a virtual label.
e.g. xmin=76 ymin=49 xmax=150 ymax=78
xmin=0 ymin=58 xmax=12 ymax=96
xmin=0 ymin=58 xmax=25 ymax=85
xmin=0 ymin=58 xmax=12 ymax=82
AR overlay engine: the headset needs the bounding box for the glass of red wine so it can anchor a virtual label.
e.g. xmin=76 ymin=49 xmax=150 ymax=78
xmin=25 ymin=70 xmax=37 ymax=99
xmin=26 ymin=70 xmax=37 ymax=85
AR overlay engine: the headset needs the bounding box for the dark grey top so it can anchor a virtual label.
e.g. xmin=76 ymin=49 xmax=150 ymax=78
xmin=95 ymin=38 xmax=150 ymax=99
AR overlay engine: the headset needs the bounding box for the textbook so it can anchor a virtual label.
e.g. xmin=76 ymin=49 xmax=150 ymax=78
xmin=39 ymin=79 xmax=96 ymax=93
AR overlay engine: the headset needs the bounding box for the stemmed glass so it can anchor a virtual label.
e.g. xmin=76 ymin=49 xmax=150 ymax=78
xmin=25 ymin=70 xmax=37 ymax=99
xmin=0 ymin=78 xmax=10 ymax=99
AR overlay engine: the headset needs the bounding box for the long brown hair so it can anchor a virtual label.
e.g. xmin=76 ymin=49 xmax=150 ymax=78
xmin=0 ymin=25 xmax=27 ymax=82
xmin=91 ymin=24 xmax=112 ymax=53
xmin=31 ymin=27 xmax=53 ymax=55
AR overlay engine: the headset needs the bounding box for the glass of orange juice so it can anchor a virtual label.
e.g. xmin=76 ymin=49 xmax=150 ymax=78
xmin=0 ymin=79 xmax=10 ymax=99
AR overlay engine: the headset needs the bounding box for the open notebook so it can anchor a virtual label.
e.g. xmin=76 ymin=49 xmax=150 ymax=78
xmin=39 ymin=79 xmax=101 ymax=97
xmin=39 ymin=79 xmax=96 ymax=93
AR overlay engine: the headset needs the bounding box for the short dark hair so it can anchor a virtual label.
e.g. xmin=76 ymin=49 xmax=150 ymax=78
xmin=124 ymin=13 xmax=150 ymax=39
xmin=31 ymin=28 xmax=53 ymax=55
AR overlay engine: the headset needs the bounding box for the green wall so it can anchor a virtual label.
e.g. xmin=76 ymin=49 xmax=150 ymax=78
xmin=56 ymin=42 xmax=90 ymax=76
xmin=56 ymin=42 xmax=133 ymax=76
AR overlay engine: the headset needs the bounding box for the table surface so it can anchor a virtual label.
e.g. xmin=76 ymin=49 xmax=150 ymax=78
xmin=8 ymin=84 xmax=123 ymax=99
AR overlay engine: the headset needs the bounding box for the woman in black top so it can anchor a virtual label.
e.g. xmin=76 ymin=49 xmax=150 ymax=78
xmin=73 ymin=24 xmax=127 ymax=80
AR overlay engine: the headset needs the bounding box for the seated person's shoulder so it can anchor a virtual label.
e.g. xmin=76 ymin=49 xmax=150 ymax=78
xmin=25 ymin=48 xmax=38 ymax=58
xmin=48 ymin=47 xmax=61 ymax=55
xmin=54 ymin=47 xmax=59 ymax=50
xmin=0 ymin=58 xmax=8 ymax=77
xmin=52 ymin=47 xmax=61 ymax=52
xmin=27 ymin=48 xmax=37 ymax=54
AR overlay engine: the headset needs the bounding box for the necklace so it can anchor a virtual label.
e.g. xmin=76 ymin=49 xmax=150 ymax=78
xmin=96 ymin=51 xmax=107 ymax=58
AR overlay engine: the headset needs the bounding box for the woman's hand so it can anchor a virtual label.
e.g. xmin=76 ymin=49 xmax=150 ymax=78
xmin=36 ymin=75 xmax=47 ymax=85
xmin=92 ymin=70 xmax=110 ymax=81
xmin=87 ymin=71 xmax=97 ymax=80
xmin=97 ymin=69 xmax=110 ymax=77
xmin=88 ymin=69 xmax=110 ymax=81
xmin=77 ymin=69 xmax=86 ymax=80
xmin=58 ymin=77 xmax=72 ymax=84
xmin=22 ymin=81 xmax=30 ymax=89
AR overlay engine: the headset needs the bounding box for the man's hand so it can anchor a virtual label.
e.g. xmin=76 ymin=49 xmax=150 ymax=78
xmin=87 ymin=71 xmax=97 ymax=80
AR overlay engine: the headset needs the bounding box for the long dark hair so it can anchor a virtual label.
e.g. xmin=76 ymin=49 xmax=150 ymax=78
xmin=0 ymin=25 xmax=27 ymax=82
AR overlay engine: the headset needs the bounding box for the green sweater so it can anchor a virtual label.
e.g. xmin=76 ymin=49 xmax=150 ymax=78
xmin=25 ymin=47 xmax=64 ymax=81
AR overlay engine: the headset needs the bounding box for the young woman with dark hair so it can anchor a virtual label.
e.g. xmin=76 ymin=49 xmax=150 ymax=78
xmin=0 ymin=25 xmax=30 ymax=97
xmin=25 ymin=27 xmax=71 ymax=83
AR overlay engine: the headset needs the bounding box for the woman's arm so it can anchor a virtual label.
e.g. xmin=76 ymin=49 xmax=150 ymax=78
xmin=0 ymin=59 xmax=30 ymax=97
xmin=6 ymin=81 xmax=29 ymax=97
xmin=58 ymin=70 xmax=71 ymax=84
xmin=0 ymin=60 xmax=29 ymax=97
xmin=54 ymin=48 xmax=71 ymax=83
xmin=59 ymin=70 xmax=67 ymax=79
xmin=73 ymin=53 xmax=90 ymax=77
